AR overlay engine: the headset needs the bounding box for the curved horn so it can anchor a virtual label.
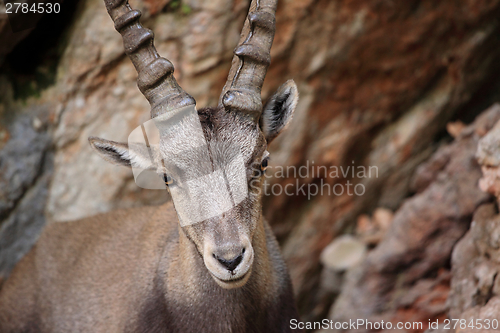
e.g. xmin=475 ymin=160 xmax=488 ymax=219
xmin=104 ymin=0 xmax=195 ymax=118
xmin=218 ymin=0 xmax=278 ymax=121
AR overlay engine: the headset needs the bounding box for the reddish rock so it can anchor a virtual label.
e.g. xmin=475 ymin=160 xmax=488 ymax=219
xmin=324 ymin=107 xmax=499 ymax=332
xmin=445 ymin=114 xmax=500 ymax=326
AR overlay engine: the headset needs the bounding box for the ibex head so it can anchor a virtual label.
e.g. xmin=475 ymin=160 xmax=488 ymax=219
xmin=89 ymin=0 xmax=298 ymax=289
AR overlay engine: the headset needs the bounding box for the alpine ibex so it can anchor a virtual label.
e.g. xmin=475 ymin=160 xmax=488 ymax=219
xmin=0 ymin=0 xmax=300 ymax=331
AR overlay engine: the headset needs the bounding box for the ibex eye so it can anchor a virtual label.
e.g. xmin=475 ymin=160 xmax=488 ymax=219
xmin=260 ymin=158 xmax=269 ymax=172
xmin=163 ymin=174 xmax=174 ymax=186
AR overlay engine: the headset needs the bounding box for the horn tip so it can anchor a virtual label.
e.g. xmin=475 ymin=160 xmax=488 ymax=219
xmin=104 ymin=0 xmax=125 ymax=11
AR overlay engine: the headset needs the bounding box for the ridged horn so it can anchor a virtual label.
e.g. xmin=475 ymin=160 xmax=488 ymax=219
xmin=104 ymin=0 xmax=195 ymax=118
xmin=218 ymin=0 xmax=277 ymax=121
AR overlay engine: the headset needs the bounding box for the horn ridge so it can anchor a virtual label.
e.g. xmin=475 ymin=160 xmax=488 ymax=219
xmin=219 ymin=0 xmax=278 ymax=121
xmin=103 ymin=0 xmax=195 ymax=117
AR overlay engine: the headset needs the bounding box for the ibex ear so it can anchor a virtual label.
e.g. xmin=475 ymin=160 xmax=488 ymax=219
xmin=260 ymin=80 xmax=298 ymax=143
xmin=88 ymin=136 xmax=155 ymax=170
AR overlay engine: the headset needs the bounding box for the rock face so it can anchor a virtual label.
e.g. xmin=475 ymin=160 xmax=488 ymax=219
xmin=0 ymin=107 xmax=54 ymax=277
xmin=444 ymin=115 xmax=500 ymax=328
xmin=322 ymin=106 xmax=500 ymax=332
xmin=448 ymin=204 xmax=500 ymax=324
xmin=263 ymin=0 xmax=500 ymax=316
xmin=2 ymin=0 xmax=500 ymax=324
xmin=477 ymin=120 xmax=500 ymax=203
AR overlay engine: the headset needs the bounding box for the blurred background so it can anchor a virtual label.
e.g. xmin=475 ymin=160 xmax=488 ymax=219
xmin=2 ymin=0 xmax=500 ymax=331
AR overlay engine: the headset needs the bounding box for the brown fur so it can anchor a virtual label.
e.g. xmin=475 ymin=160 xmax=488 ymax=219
xmin=0 ymin=202 xmax=299 ymax=332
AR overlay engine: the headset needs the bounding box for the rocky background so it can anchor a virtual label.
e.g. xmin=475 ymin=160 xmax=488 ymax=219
xmin=2 ymin=0 xmax=500 ymax=331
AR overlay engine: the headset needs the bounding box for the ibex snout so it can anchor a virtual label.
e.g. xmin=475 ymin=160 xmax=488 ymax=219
xmin=204 ymin=237 xmax=254 ymax=289
xmin=213 ymin=247 xmax=245 ymax=272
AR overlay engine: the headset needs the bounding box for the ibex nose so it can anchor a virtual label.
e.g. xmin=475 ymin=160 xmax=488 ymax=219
xmin=213 ymin=248 xmax=245 ymax=272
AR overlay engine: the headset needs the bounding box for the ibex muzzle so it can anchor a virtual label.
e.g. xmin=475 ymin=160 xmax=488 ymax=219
xmin=0 ymin=0 xmax=301 ymax=331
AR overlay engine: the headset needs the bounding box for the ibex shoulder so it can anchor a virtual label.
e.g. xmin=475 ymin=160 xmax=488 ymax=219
xmin=38 ymin=202 xmax=178 ymax=263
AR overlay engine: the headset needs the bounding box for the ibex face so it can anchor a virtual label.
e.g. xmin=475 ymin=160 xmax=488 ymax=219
xmin=89 ymin=0 xmax=298 ymax=289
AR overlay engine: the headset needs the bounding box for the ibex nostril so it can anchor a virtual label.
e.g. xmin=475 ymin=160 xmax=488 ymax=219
xmin=215 ymin=253 xmax=244 ymax=272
